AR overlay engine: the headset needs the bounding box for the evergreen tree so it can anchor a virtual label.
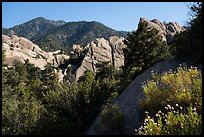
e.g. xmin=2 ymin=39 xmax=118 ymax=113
xmin=172 ymin=2 xmax=202 ymax=63
xmin=123 ymin=21 xmax=171 ymax=83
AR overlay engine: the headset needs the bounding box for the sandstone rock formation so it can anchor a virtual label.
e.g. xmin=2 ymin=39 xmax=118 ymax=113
xmin=139 ymin=18 xmax=185 ymax=44
xmin=75 ymin=36 xmax=127 ymax=80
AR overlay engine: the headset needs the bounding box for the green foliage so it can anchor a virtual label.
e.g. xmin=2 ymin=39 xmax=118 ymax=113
xmin=2 ymin=60 xmax=46 ymax=135
xmin=32 ymin=83 xmax=81 ymax=135
xmin=63 ymin=66 xmax=75 ymax=83
xmin=2 ymin=84 xmax=44 ymax=135
xmin=75 ymin=64 xmax=122 ymax=129
xmin=100 ymin=104 xmax=124 ymax=135
xmin=123 ymin=21 xmax=171 ymax=87
xmin=172 ymin=2 xmax=202 ymax=63
xmin=140 ymin=65 xmax=202 ymax=115
xmin=137 ymin=65 xmax=202 ymax=135
xmin=136 ymin=105 xmax=202 ymax=135
xmin=3 ymin=18 xmax=127 ymax=52
xmin=40 ymin=63 xmax=58 ymax=90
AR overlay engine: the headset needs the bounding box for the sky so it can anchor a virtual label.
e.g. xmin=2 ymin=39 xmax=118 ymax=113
xmin=2 ymin=2 xmax=190 ymax=31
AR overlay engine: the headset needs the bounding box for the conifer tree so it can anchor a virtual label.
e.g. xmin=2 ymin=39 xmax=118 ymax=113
xmin=123 ymin=21 xmax=171 ymax=81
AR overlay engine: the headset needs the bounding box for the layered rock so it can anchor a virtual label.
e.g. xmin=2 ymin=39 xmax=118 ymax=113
xmin=75 ymin=36 xmax=127 ymax=80
xmin=139 ymin=18 xmax=185 ymax=44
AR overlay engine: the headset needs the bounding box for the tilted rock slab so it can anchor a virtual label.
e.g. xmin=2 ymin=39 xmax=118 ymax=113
xmin=87 ymin=58 xmax=201 ymax=135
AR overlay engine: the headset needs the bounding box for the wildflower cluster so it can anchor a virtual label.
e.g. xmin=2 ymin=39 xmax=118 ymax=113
xmin=137 ymin=65 xmax=202 ymax=135
xmin=136 ymin=104 xmax=202 ymax=135
xmin=140 ymin=65 xmax=202 ymax=115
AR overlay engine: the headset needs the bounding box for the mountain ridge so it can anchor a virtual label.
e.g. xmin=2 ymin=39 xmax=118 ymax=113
xmin=2 ymin=17 xmax=128 ymax=52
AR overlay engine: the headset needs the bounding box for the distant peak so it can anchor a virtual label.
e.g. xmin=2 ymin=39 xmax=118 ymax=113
xmin=34 ymin=17 xmax=46 ymax=20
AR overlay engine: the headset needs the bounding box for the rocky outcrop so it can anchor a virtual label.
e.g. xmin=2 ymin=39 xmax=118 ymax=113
xmin=87 ymin=58 xmax=201 ymax=135
xmin=139 ymin=18 xmax=185 ymax=44
xmin=2 ymin=34 xmax=70 ymax=69
xmin=2 ymin=34 xmax=70 ymax=82
xmin=75 ymin=36 xmax=127 ymax=80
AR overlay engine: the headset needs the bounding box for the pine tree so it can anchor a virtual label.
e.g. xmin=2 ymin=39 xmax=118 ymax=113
xmin=123 ymin=21 xmax=171 ymax=82
xmin=172 ymin=2 xmax=202 ymax=63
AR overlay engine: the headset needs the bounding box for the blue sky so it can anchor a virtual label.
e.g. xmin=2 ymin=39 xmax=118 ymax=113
xmin=2 ymin=2 xmax=190 ymax=31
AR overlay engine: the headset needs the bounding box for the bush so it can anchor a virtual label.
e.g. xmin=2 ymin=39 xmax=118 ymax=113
xmin=137 ymin=65 xmax=202 ymax=135
xmin=2 ymin=85 xmax=45 ymax=135
xmin=100 ymin=104 xmax=124 ymax=135
xmin=140 ymin=65 xmax=202 ymax=115
xmin=136 ymin=104 xmax=202 ymax=135
xmin=32 ymin=84 xmax=81 ymax=135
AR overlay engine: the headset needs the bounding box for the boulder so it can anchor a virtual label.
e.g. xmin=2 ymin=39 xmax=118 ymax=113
xmin=2 ymin=35 xmax=70 ymax=71
xmin=73 ymin=44 xmax=82 ymax=52
xmin=4 ymin=49 xmax=47 ymax=69
xmin=2 ymin=43 xmax=10 ymax=51
xmin=139 ymin=18 xmax=185 ymax=44
xmin=11 ymin=35 xmax=19 ymax=43
xmin=2 ymin=35 xmax=11 ymax=45
xmin=76 ymin=36 xmax=126 ymax=80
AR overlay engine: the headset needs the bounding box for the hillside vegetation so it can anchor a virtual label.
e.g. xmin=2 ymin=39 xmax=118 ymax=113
xmin=2 ymin=2 xmax=202 ymax=135
xmin=2 ymin=18 xmax=127 ymax=52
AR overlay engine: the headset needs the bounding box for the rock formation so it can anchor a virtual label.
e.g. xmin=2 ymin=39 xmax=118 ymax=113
xmin=2 ymin=34 xmax=70 ymax=82
xmin=75 ymin=18 xmax=185 ymax=80
xmin=139 ymin=18 xmax=185 ymax=44
xmin=75 ymin=36 xmax=127 ymax=80
xmin=87 ymin=18 xmax=186 ymax=135
xmin=2 ymin=34 xmax=70 ymax=69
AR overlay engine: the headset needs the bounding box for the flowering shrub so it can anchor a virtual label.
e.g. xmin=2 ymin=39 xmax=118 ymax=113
xmin=140 ymin=65 xmax=202 ymax=114
xmin=136 ymin=104 xmax=202 ymax=135
xmin=137 ymin=65 xmax=202 ymax=135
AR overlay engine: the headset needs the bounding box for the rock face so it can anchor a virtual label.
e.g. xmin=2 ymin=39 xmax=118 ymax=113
xmin=2 ymin=34 xmax=70 ymax=82
xmin=87 ymin=58 xmax=201 ymax=135
xmin=2 ymin=34 xmax=70 ymax=69
xmin=139 ymin=18 xmax=185 ymax=44
xmin=75 ymin=36 xmax=127 ymax=80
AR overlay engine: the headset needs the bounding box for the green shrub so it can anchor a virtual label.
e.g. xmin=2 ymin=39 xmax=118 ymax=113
xmin=100 ymin=104 xmax=124 ymax=135
xmin=32 ymin=84 xmax=80 ymax=135
xmin=2 ymin=86 xmax=45 ymax=135
xmin=137 ymin=65 xmax=202 ymax=135
xmin=136 ymin=104 xmax=202 ymax=135
xmin=140 ymin=65 xmax=202 ymax=114
xmin=171 ymin=2 xmax=202 ymax=63
xmin=123 ymin=21 xmax=172 ymax=85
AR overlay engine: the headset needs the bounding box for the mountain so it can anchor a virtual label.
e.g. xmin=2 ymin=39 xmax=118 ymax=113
xmin=2 ymin=17 xmax=66 ymax=40
xmin=2 ymin=17 xmax=128 ymax=52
